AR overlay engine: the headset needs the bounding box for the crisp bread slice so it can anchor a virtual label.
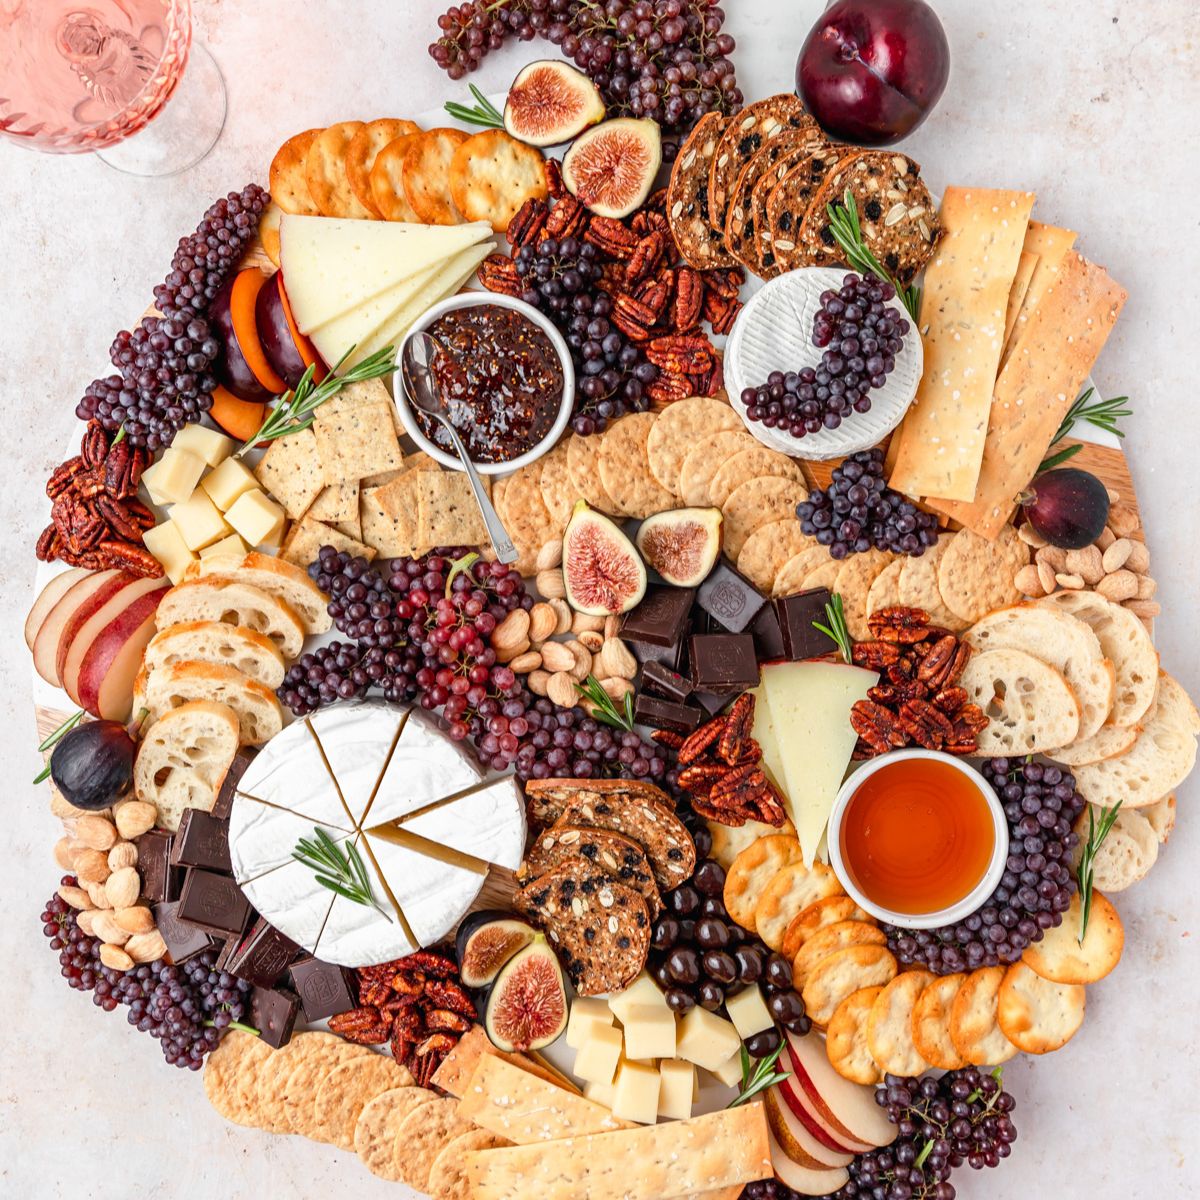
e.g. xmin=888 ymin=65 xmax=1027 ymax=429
xmin=666 ymin=112 xmax=737 ymax=269
xmin=799 ymin=150 xmax=943 ymax=283
xmin=765 ymin=147 xmax=861 ymax=274
xmin=521 ymin=824 xmax=662 ymax=917
xmin=513 ymin=856 xmax=651 ymax=997
xmin=415 ymin=470 xmax=489 ymax=551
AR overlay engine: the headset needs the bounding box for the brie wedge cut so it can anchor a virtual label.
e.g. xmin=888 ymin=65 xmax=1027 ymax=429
xmin=228 ymin=795 xmax=350 ymax=883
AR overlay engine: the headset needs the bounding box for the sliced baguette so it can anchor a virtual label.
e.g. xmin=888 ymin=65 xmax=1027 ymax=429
xmin=965 ymin=604 xmax=1115 ymax=741
xmin=139 ymin=660 xmax=284 ymax=747
xmin=144 ymin=621 xmax=286 ymax=690
xmin=155 ymin=577 xmax=305 ymax=661
xmin=959 ymin=648 xmax=1080 ymax=755
xmin=133 ymin=700 xmax=241 ymax=832
xmin=184 ymin=552 xmax=331 ymax=635
xmin=1076 ymin=805 xmax=1158 ymax=893
xmin=1142 ymin=793 xmax=1176 ymax=843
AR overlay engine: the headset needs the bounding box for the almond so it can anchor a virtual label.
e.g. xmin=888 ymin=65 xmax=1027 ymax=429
xmin=527 ymin=669 xmax=552 ymax=697
xmin=74 ymin=848 xmax=111 ymax=885
xmin=596 ymin=638 xmax=638 ymax=680
xmin=547 ymin=671 xmax=579 ymax=708
xmin=57 ymin=885 xmax=92 ymax=910
xmin=528 ymin=602 xmax=558 ymax=644
xmin=1014 ymin=564 xmax=1046 ymax=598
xmin=108 ymin=841 xmax=138 ymax=872
xmin=114 ymin=906 xmax=155 ymax=935
xmin=492 ymin=608 xmax=532 ymax=652
xmin=99 ymin=944 xmax=134 ymax=972
xmin=105 ymin=866 xmax=141 ymax=910
xmin=1125 ymin=599 xmax=1161 ymax=620
xmin=536 ymin=568 xmax=567 ymax=600
xmin=1065 ymin=545 xmax=1103 ymax=585
xmin=536 ymin=540 xmax=564 ymax=571
xmin=1124 ymin=540 xmax=1150 ymax=574
xmin=549 ymin=597 xmax=573 ymax=636
xmin=125 ymin=930 xmax=168 ymax=964
xmin=493 ymin=637 xmax=531 ymax=664
xmin=1054 ymin=573 xmax=1085 ymax=590
xmin=577 ymin=630 xmax=604 ymax=653
xmin=1097 ymin=570 xmax=1138 ymax=602
xmin=75 ymin=909 xmax=99 ymax=937
xmin=1101 ymin=537 xmax=1133 ymax=573
xmin=599 ymin=676 xmax=634 ymax=703
xmin=1017 ymin=525 xmax=1047 ymax=549
xmin=565 ymin=641 xmax=594 ymax=682
xmin=1107 ymin=502 xmax=1139 ymax=538
xmin=1036 ymin=560 xmax=1058 ymax=595
xmin=1095 ymin=525 xmax=1117 ymax=551
xmin=91 ymin=912 xmax=131 ymax=945
xmin=1135 ymin=575 xmax=1157 ymax=600
xmin=76 ymin=814 xmax=118 ymax=851
xmin=84 ymin=880 xmax=113 ymax=909
xmin=540 ymin=641 xmax=577 ymax=673
xmin=571 ymin=611 xmax=605 ymax=634
xmin=509 ymin=650 xmax=543 ymax=674
xmin=53 ymin=837 xmax=78 ymax=872
xmin=1036 ymin=545 xmax=1067 ymax=572
xmin=113 ymin=800 xmax=156 ymax=840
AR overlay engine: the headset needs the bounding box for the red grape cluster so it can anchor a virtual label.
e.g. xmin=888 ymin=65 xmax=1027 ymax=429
xmin=429 ymin=0 xmax=740 ymax=144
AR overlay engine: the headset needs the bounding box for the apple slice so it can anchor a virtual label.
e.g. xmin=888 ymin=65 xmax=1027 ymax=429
xmin=31 ymin=570 xmax=125 ymax=687
xmin=74 ymin=586 xmax=169 ymax=719
xmin=785 ymin=1030 xmax=897 ymax=1149
xmin=54 ymin=571 xmax=140 ymax=688
xmin=766 ymin=1085 xmax=853 ymax=1169
xmin=777 ymin=1073 xmax=871 ymax=1156
xmin=767 ymin=1127 xmax=849 ymax=1197
xmin=25 ymin=568 xmax=88 ymax=650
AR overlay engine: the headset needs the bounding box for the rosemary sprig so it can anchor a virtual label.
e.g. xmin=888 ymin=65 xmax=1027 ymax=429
xmin=576 ymin=673 xmax=635 ymax=732
xmin=1051 ymin=386 xmax=1132 ymax=445
xmin=1037 ymin=443 xmax=1084 ymax=473
xmin=1077 ymin=802 xmax=1121 ymax=943
xmin=33 ymin=709 xmax=85 ymax=784
xmin=445 ymin=85 xmax=505 ymax=129
xmin=235 ymin=344 xmax=397 ymax=456
xmin=825 ymin=189 xmax=921 ymax=321
xmin=813 ymin=593 xmax=854 ymax=665
xmin=728 ymin=1042 xmax=791 ymax=1108
xmin=292 ymin=829 xmax=390 ymax=920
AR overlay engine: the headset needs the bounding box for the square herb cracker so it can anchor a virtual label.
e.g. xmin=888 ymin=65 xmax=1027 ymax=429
xmin=416 ymin=471 xmax=489 ymax=550
xmin=282 ymin=515 xmax=376 ymax=568
xmin=313 ymin=391 xmax=403 ymax=484
xmin=361 ymin=485 xmax=420 ymax=559
xmin=307 ymin=480 xmax=360 ymax=525
xmin=255 ymin=427 xmax=325 ymax=519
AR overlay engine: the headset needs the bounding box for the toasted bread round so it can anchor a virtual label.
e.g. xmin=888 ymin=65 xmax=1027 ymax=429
xmin=269 ymin=128 xmax=322 ymax=215
xmin=826 ymin=987 xmax=884 ymax=1085
xmin=707 ymin=817 xmax=796 ymax=871
xmin=1079 ymin=805 xmax=1158 ymax=892
xmin=449 ymin=129 xmax=549 ymax=233
xmin=793 ymin=920 xmax=886 ymax=989
xmin=866 ymin=970 xmax=935 ymax=1077
xmin=189 ymin=552 xmax=332 ymax=635
xmin=911 ymin=974 xmax=967 ymax=1070
xmin=781 ymin=896 xmax=873 ymax=962
xmin=948 ymin=966 xmax=1018 ymax=1066
xmin=997 ymin=962 xmax=1085 ymax=1055
xmin=347 ymin=118 xmax=420 ymax=217
xmin=723 ymin=835 xmax=804 ymax=933
xmin=306 ymin=120 xmax=373 ymax=219
xmin=753 ymin=860 xmax=844 ymax=951
xmin=1051 ymin=720 xmax=1139 ymax=767
xmin=1023 ymin=891 xmax=1123 ymax=984
xmin=801 ymin=943 xmax=897 ymax=1028
xmin=403 ymin=128 xmax=470 ymax=225
xmin=959 ymin=647 xmax=1081 ymax=755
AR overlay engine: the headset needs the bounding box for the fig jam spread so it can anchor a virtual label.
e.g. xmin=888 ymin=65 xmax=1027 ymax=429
xmin=419 ymin=304 xmax=562 ymax=463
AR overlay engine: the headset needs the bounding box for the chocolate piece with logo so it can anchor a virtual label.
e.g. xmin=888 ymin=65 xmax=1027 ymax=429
xmin=153 ymin=900 xmax=216 ymax=964
xmin=225 ymin=917 xmax=299 ymax=988
xmin=290 ymin=955 xmax=358 ymax=1021
xmin=177 ymin=868 xmax=251 ymax=938
xmin=170 ymin=809 xmax=232 ymax=873
xmin=687 ymin=633 xmax=760 ymax=695
xmin=620 ymin=585 xmax=696 ymax=647
xmin=775 ymin=588 xmax=838 ymax=660
xmin=251 ymin=986 xmax=300 ymax=1049
xmin=696 ymin=560 xmax=767 ymax=634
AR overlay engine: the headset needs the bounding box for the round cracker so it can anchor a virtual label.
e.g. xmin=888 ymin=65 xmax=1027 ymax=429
xmin=567 ymin=431 xmax=623 ymax=515
xmin=722 ymin=834 xmax=804 ymax=932
xmin=678 ymin=430 xmax=756 ymax=507
xmin=256 ymin=1031 xmax=368 ymax=1135
xmin=354 ymin=1086 xmax=439 ymax=1180
xmin=792 ymin=919 xmax=886 ymax=988
xmin=203 ymin=1029 xmax=274 ymax=1128
xmin=866 ymin=558 xmax=906 ymax=618
xmin=753 ymin=860 xmax=844 ymax=952
xmin=826 ymin=987 xmax=884 ymax=1085
xmin=282 ymin=1041 xmax=386 ymax=1139
xmin=450 ymin=129 xmax=549 ymax=233
xmin=347 ymin=118 xmax=420 ymax=217
xmin=771 ymin=545 xmax=832 ymax=599
xmin=801 ymin=943 xmax=897 ymax=1027
xmin=737 ymin=519 xmax=817 ymax=594
xmin=370 ymin=133 xmax=424 ymax=221
xmin=314 ymin=1053 xmax=416 ymax=1149
xmin=428 ymin=1128 xmax=511 ymax=1200
xmin=865 ymin=970 xmax=935 ymax=1076
xmin=898 ymin=532 xmax=968 ymax=633
xmin=833 ymin=549 xmax=895 ymax=642
xmin=707 ymin=817 xmax=795 ymax=871
xmin=911 ymin=974 xmax=967 ymax=1070
xmin=1022 ymin=890 xmax=1123 ymax=984
xmin=494 ymin=461 xmax=560 ymax=577
xmin=801 ymin=559 xmax=840 ymax=592
xmin=394 ymin=1096 xmax=475 ymax=1190
xmin=270 ymin=128 xmax=322 ymax=215
xmin=646 ymin=396 xmax=742 ymax=494
xmin=1050 ymin=721 xmax=1139 ymax=767
xmin=722 ymin=477 xmax=810 ymax=560
xmin=537 ymin=439 xmax=576 ymax=528
xmin=937 ymin=526 xmax=1028 ymax=625
xmin=997 ymin=962 xmax=1085 ymax=1055
xmin=403 ymin=128 xmax=471 ymax=225
xmin=709 ymin=446 xmax=807 ymax=510
xmin=948 ymin=966 xmax=1018 ymax=1066
xmin=781 ymin=895 xmax=872 ymax=962
xmin=598 ymin=413 xmax=677 ymax=519
xmin=306 ymin=120 xmax=373 ymax=219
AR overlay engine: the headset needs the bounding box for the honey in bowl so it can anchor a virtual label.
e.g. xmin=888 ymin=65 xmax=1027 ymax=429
xmin=839 ymin=757 xmax=996 ymax=916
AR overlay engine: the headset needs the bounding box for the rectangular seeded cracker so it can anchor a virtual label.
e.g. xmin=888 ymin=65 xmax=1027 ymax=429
xmin=416 ymin=470 xmax=489 ymax=550
xmin=281 ymin=515 xmax=376 ymax=568
xmin=306 ymin=480 xmax=359 ymax=524
xmin=928 ymin=251 xmax=1126 ymax=537
xmin=1003 ymin=250 xmax=1039 ymax=346
xmin=432 ymin=1026 xmax=582 ymax=1099
xmin=1000 ymin=220 xmax=1077 ymax=366
xmin=888 ymin=187 xmax=1035 ymax=501
xmin=255 ymin=427 xmax=325 ymax=518
xmin=312 ymin=386 xmax=403 ymax=483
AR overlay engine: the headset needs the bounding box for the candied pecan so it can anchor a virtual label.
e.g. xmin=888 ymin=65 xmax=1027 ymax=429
xmin=398 ymin=949 xmax=461 ymax=979
xmin=80 ymin=421 xmax=109 ymax=468
xmin=932 ymin=686 xmax=968 ymax=716
xmin=945 ymin=642 xmax=972 ymax=687
xmin=868 ymin=606 xmax=931 ymax=643
xmin=544 ymin=195 xmax=588 ymax=239
xmin=103 ymin=440 xmax=147 ymax=498
xmin=425 ymin=1008 xmax=472 ymax=1034
xmin=479 ymin=253 xmax=523 ymax=298
xmin=46 ymin=457 xmax=83 ymax=499
xmin=718 ymin=693 xmax=755 ymax=764
xmin=36 ymin=525 xmax=60 ymax=562
xmin=647 ymin=374 xmax=694 ymax=406
xmin=634 ymin=277 xmax=672 ymax=321
xmin=507 ymin=198 xmax=550 ymax=248
xmin=612 ymin=292 xmax=657 ymax=327
xmin=852 ymin=641 xmax=901 ymax=669
xmin=689 ymin=794 xmax=749 ymax=827
xmin=645 ymin=334 xmax=713 ymax=375
xmin=916 ymin=635 xmax=959 ymax=687
xmin=72 ymin=466 xmax=107 ymax=500
xmin=329 ymin=1007 xmax=389 ymax=1044
xmin=585 ymin=215 xmax=638 ymax=258
xmin=423 ymin=977 xmax=476 ymax=1018
xmin=898 ymin=698 xmax=954 ymax=750
xmin=702 ymin=288 xmax=740 ymax=335
xmin=705 ymin=266 xmax=745 ymax=299
xmin=851 ymin=700 xmax=908 ymax=755
xmin=710 ymin=763 xmax=763 ymax=803
xmin=644 ymin=187 xmax=668 ymax=214
xmin=545 ymin=158 xmax=566 ymax=198
xmin=94 ymin=540 xmax=163 ymax=578
xmin=650 ymin=729 xmax=685 ymax=750
xmin=748 ymin=782 xmax=788 ymax=826
xmin=677 ymin=763 xmax=729 ymax=795
xmin=53 ymin=496 xmax=104 ymax=553
xmin=886 ymin=658 xmax=916 ymax=685
xmin=625 ymin=232 xmax=667 ymax=287
xmin=123 ymin=497 xmax=156 ymax=530
xmin=678 ymin=714 xmax=726 ymax=764
xmin=94 ymin=495 xmax=145 ymax=542
xmin=358 ymin=978 xmax=392 ymax=1008
xmin=955 ymin=703 xmax=989 ymax=733
xmin=868 ymin=680 xmax=928 ymax=706
xmin=671 ymin=267 xmax=704 ymax=332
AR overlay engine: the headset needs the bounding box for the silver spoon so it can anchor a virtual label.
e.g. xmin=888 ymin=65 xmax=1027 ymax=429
xmin=401 ymin=332 xmax=518 ymax=565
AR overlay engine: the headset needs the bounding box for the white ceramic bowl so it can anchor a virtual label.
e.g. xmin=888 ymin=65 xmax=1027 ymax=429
xmin=826 ymin=749 xmax=1009 ymax=930
xmin=394 ymin=292 xmax=575 ymax=477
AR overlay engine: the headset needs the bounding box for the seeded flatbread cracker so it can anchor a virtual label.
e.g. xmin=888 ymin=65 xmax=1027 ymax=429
xmin=792 ymin=919 xmax=886 ymax=988
xmin=1022 ymin=890 xmax=1123 ymax=985
xmin=678 ymin=429 xmax=756 ymax=507
xmin=254 ymin=1032 xmax=367 ymax=1136
xmin=598 ymin=413 xmax=677 ymax=519
xmin=281 ymin=515 xmax=377 ymax=568
xmin=866 ymin=970 xmax=935 ymax=1077
xmin=428 ymin=1128 xmax=512 ymax=1200
xmin=866 ymin=559 xmax=906 ymax=618
xmin=666 ymin=112 xmax=738 ymax=269
xmin=537 ymin=440 xmax=576 ymax=528
xmin=764 ymin=147 xmax=853 ymax=274
xmin=361 ymin=484 xmax=419 ymax=558
xmin=722 ymin=834 xmax=804 ymax=933
xmin=911 ymin=974 xmax=967 ymax=1070
xmin=403 ymin=128 xmax=470 ymax=225
xmin=722 ymin=477 xmax=810 ymax=561
xmin=306 ymin=120 xmax=373 ymax=219
xmin=416 ymin=469 xmax=489 ymax=550
xmin=802 ymin=943 xmax=898 ymax=1027
xmin=948 ymin=966 xmax=1018 ymax=1066
xmin=781 ymin=895 xmax=873 ymax=962
xmin=753 ymin=860 xmax=844 ymax=952
xmin=937 ymin=526 xmax=1029 ymax=625
xmin=347 ymin=118 xmax=420 ymax=217
xmin=770 ymin=545 xmax=832 ymax=599
xmin=281 ymin=1040 xmax=380 ymax=1138
xmin=997 ymin=962 xmax=1085 ymax=1055
xmin=493 ymin=462 xmax=560 ymax=577
xmin=744 ymin=144 xmax=833 ymax=276
xmin=354 ymin=1086 xmax=439 ymax=1180
xmin=314 ymin=1053 xmax=415 ymax=1149
xmin=644 ymin=395 xmax=742 ymax=494
xmin=566 ymin=431 xmax=623 ymax=516
xmin=826 ymin=987 xmax=884 ymax=1085
xmin=834 ymin=549 xmax=895 ymax=642
xmin=203 ymin=1028 xmax=274 ymax=1128
xmin=450 ymin=129 xmax=549 ymax=233
xmin=709 ymin=446 xmax=806 ymax=510
xmin=270 ymin=128 xmax=322 ymax=215
xmin=706 ymin=817 xmax=796 ymax=871
xmin=313 ymin=392 xmax=404 ymax=484
xmin=255 ymin=426 xmax=325 ymax=519
xmin=370 ymin=132 xmax=424 ymax=222
xmin=801 ymin=559 xmax=841 ymax=592
xmin=307 ymin=481 xmax=359 ymax=525
xmin=897 ymin=532 xmax=967 ymax=633
xmin=735 ymin=520 xmax=816 ymax=594
xmin=394 ymin=1095 xmax=475 ymax=1190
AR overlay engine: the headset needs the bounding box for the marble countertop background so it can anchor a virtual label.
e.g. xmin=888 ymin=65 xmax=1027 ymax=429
xmin=1 ymin=1 xmax=1196 ymax=1195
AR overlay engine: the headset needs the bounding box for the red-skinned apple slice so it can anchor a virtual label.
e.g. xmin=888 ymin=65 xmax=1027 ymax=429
xmin=767 ymin=1127 xmax=849 ymax=1197
xmin=25 ymin=568 xmax=88 ymax=651
xmin=32 ymin=570 xmax=125 ymax=687
xmin=785 ymin=1031 xmax=897 ymax=1148
xmin=74 ymin=586 xmax=168 ymax=719
xmin=778 ymin=1072 xmax=872 ymax=1156
xmin=766 ymin=1086 xmax=854 ymax=1169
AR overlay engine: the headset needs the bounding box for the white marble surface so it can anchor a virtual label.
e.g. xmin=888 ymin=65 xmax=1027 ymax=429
xmin=1 ymin=1 xmax=1197 ymax=1196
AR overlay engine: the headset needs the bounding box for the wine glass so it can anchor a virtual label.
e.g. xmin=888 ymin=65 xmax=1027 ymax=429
xmin=0 ymin=0 xmax=226 ymax=176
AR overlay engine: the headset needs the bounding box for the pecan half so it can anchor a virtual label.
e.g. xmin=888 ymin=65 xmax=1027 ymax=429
xmin=852 ymin=641 xmax=902 ymax=669
xmin=898 ymin=698 xmax=954 ymax=750
xmin=671 ymin=267 xmax=704 ymax=332
xmin=645 ymin=334 xmax=713 ymax=375
xmin=479 ymin=253 xmax=522 ymax=298
xmin=543 ymin=195 xmax=588 ymax=239
xmin=869 ymin=606 xmax=931 ymax=643
xmin=625 ymin=232 xmax=666 ymax=288
xmin=851 ymin=700 xmax=908 ymax=756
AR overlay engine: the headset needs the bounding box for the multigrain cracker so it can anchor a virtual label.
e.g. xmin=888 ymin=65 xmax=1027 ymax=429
xmin=347 ymin=118 xmax=420 ymax=217
xmin=370 ymin=132 xmax=424 ymax=222
xmin=428 ymin=1129 xmax=512 ymax=1200
xmin=416 ymin=469 xmax=489 ymax=549
xmin=826 ymin=987 xmax=884 ymax=1085
xmin=666 ymin=112 xmax=738 ymax=269
xmin=598 ymin=413 xmax=676 ymax=519
xmin=911 ymin=974 xmax=967 ymax=1070
xmin=269 ymin=128 xmax=322 ymax=215
xmin=281 ymin=516 xmax=377 ymax=568
xmin=677 ymin=429 xmax=756 ymax=507
xmin=708 ymin=445 xmax=806 ymax=510
xmin=834 ymin=549 xmax=895 ymax=641
xmin=494 ymin=462 xmax=561 ymax=576
xmin=996 ymin=962 xmax=1085 ymax=1055
xmin=361 ymin=485 xmax=419 ymax=558
xmin=781 ymin=895 xmax=872 ymax=962
xmin=722 ymin=834 xmax=804 ymax=933
xmin=537 ymin=440 xmax=576 ymax=528
xmin=792 ymin=919 xmax=886 ymax=988
xmin=800 ymin=560 xmax=840 ymax=592
xmin=865 ymin=970 xmax=935 ymax=1077
xmin=764 ymin=147 xmax=854 ymax=273
xmin=394 ymin=1096 xmax=475 ymax=1190
xmin=306 ymin=120 xmax=373 ymax=219
xmin=403 ymin=128 xmax=470 ymax=225
xmin=313 ymin=1054 xmax=415 ymax=1149
xmin=1021 ymin=890 xmax=1123 ymax=985
xmin=937 ymin=526 xmax=1028 ymax=624
xmin=255 ymin=426 xmax=325 ymax=518
xmin=866 ymin=559 xmax=906 ymax=618
xmin=737 ymin=520 xmax=816 ymax=594
xmin=450 ymin=129 xmax=549 ymax=232
xmin=801 ymin=943 xmax=897 ymax=1027
xmin=312 ymin=393 xmax=404 ymax=483
xmin=281 ymin=1039 xmax=378 ymax=1138
xmin=897 ymin=532 xmax=967 ymax=633
xmin=307 ymin=481 xmax=359 ymax=525
xmin=645 ymin=395 xmax=741 ymax=494
xmin=769 ymin=545 xmax=831 ymax=600
xmin=255 ymin=1032 xmax=366 ymax=1135
xmin=566 ymin=431 xmax=623 ymax=515
xmin=203 ymin=1028 xmax=273 ymax=1127
xmin=721 ymin=477 xmax=810 ymax=561
xmin=948 ymin=966 xmax=1018 ymax=1066
xmin=354 ymin=1086 xmax=438 ymax=1181
xmin=752 ymin=860 xmax=843 ymax=952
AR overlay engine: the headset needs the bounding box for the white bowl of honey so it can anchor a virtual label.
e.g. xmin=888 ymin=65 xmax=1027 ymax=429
xmin=827 ymin=750 xmax=1009 ymax=930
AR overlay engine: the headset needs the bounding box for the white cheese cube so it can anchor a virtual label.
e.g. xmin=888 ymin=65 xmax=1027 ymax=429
xmin=710 ymin=1050 xmax=746 ymax=1088
xmin=141 ymin=520 xmax=197 ymax=585
xmin=171 ymin=423 xmax=234 ymax=467
xmin=621 ymin=1004 xmax=677 ymax=1063
xmin=725 ymin=985 xmax=774 ymax=1040
xmin=611 ymin=1060 xmax=660 ymax=1125
xmin=566 ymin=997 xmax=615 ymax=1050
xmin=141 ymin=447 xmax=205 ymax=505
xmin=657 ymin=1059 xmax=696 ymax=1121
xmin=200 ymin=532 xmax=249 ymax=562
xmin=608 ymin=972 xmax=669 ymax=1024
xmin=583 ymin=1079 xmax=615 ymax=1110
xmin=169 ymin=489 xmax=230 ymax=551
xmin=201 ymin=456 xmax=259 ymax=512
xmin=572 ymin=1023 xmax=623 ymax=1086
xmin=675 ymin=1006 xmax=742 ymax=1072
xmin=225 ymin=489 xmax=286 ymax=547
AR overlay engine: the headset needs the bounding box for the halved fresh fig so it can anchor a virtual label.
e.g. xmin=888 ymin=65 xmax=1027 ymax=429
xmin=1019 ymin=467 xmax=1110 ymax=549
xmin=563 ymin=499 xmax=647 ymax=616
xmin=456 ymin=910 xmax=538 ymax=990
xmin=636 ymin=507 xmax=724 ymax=587
xmin=504 ymin=60 xmax=605 ymax=147
xmin=561 ymin=118 xmax=662 ymax=219
xmin=483 ymin=935 xmax=569 ymax=1053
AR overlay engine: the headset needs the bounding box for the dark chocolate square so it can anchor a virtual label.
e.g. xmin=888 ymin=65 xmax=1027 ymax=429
xmin=177 ymin=869 xmax=251 ymax=937
xmin=212 ymin=748 xmax=257 ymax=821
xmin=289 ymin=955 xmax=359 ymax=1021
xmin=696 ymin=560 xmax=766 ymax=634
xmin=687 ymin=633 xmax=760 ymax=695
xmin=750 ymin=602 xmax=786 ymax=662
xmin=170 ymin=809 xmax=232 ymax=873
xmin=632 ymin=692 xmax=704 ymax=735
xmin=250 ymin=986 xmax=300 ymax=1049
xmin=153 ymin=900 xmax=215 ymax=964
xmin=619 ymin=585 xmax=696 ymax=647
xmin=639 ymin=660 xmax=694 ymax=703
xmin=775 ymin=588 xmax=839 ymax=660
xmin=225 ymin=918 xmax=299 ymax=989
xmin=630 ymin=638 xmax=685 ymax=670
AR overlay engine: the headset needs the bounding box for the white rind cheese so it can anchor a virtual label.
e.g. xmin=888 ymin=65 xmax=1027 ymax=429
xmin=370 ymin=708 xmax=484 ymax=824
xmin=228 ymin=795 xmax=350 ymax=883
xmin=400 ymin=775 xmax=526 ymax=870
xmin=239 ymin=859 xmax=338 ymax=954
xmin=308 ymin=702 xmax=411 ymax=824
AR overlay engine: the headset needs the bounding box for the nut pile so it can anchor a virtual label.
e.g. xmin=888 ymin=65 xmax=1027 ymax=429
xmin=849 ymin=607 xmax=988 ymax=758
xmin=329 ymin=951 xmax=475 ymax=1087
xmin=1015 ymin=491 xmax=1158 ymax=624
xmin=50 ymin=798 xmax=164 ymax=971
xmin=653 ymin=693 xmax=787 ymax=828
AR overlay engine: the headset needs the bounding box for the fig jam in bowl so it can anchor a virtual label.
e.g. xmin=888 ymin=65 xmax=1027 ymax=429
xmin=827 ymin=750 xmax=1008 ymax=930
xmin=397 ymin=293 xmax=574 ymax=475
